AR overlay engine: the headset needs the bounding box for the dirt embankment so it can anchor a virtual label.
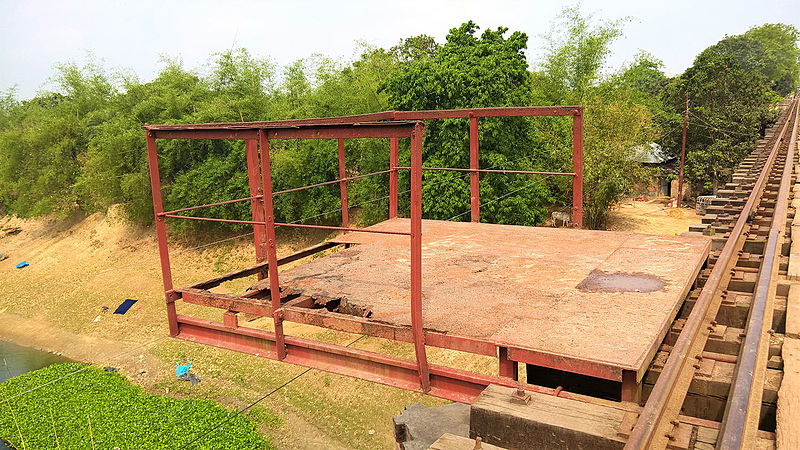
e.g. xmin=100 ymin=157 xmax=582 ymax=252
xmin=0 ymin=199 xmax=699 ymax=449
xmin=0 ymin=207 xmax=444 ymax=449
xmin=606 ymin=196 xmax=701 ymax=235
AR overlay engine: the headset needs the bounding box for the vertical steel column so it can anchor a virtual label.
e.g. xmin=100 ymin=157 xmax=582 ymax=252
xmin=245 ymin=139 xmax=267 ymax=279
xmin=469 ymin=116 xmax=480 ymax=222
xmin=498 ymin=347 xmax=518 ymax=380
xmin=389 ymin=137 xmax=399 ymax=218
xmin=145 ymin=131 xmax=178 ymax=337
xmin=410 ymin=122 xmax=431 ymax=392
xmin=337 ymin=138 xmax=349 ymax=228
xmin=572 ymin=110 xmax=584 ymax=228
xmin=258 ymin=129 xmax=286 ymax=360
xmin=621 ymin=370 xmax=641 ymax=403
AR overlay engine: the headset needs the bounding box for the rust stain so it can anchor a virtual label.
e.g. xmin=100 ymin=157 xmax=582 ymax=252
xmin=576 ymin=270 xmax=666 ymax=293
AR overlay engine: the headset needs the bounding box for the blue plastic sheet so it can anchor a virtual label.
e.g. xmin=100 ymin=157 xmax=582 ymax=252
xmin=113 ymin=299 xmax=137 ymax=315
xmin=176 ymin=363 xmax=192 ymax=377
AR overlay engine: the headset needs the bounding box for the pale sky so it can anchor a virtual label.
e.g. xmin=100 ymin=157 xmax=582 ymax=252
xmin=1 ymin=0 xmax=798 ymax=99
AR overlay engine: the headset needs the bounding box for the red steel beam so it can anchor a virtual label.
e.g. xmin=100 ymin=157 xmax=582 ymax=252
xmin=507 ymin=347 xmax=623 ymax=382
xmin=145 ymin=131 xmax=178 ymax=337
xmin=337 ymin=138 xmax=349 ymax=228
xmin=392 ymin=106 xmax=581 ymax=120
xmin=470 ymin=117 xmax=480 ymax=222
xmin=258 ymin=130 xmax=286 ymax=360
xmin=389 ymin=137 xmax=399 ymax=218
xmin=173 ymin=315 xmax=568 ymax=404
xmin=572 ymin=110 xmax=584 ymax=228
xmin=142 ymin=107 xmax=580 ymax=134
xmin=410 ymin=122 xmax=431 ymax=392
xmin=151 ymin=124 xmax=418 ymax=141
xmin=143 ymin=111 xmax=398 ymax=131
xmin=498 ymin=347 xmax=517 ymax=380
xmin=245 ymin=139 xmax=267 ymax=270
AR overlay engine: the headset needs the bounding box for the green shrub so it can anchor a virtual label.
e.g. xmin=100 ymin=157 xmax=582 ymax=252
xmin=0 ymin=363 xmax=273 ymax=449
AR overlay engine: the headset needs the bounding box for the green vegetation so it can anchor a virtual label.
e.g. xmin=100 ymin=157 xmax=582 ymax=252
xmin=0 ymin=10 xmax=798 ymax=229
xmin=659 ymin=24 xmax=799 ymax=193
xmin=0 ymin=363 xmax=272 ymax=449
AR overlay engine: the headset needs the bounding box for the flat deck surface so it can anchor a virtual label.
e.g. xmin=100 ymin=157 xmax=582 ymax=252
xmin=277 ymin=218 xmax=710 ymax=379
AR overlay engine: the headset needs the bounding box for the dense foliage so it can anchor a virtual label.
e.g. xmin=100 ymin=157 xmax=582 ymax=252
xmin=659 ymin=24 xmax=798 ymax=193
xmin=385 ymin=21 xmax=551 ymax=224
xmin=0 ymin=12 xmax=798 ymax=230
xmin=0 ymin=363 xmax=271 ymax=449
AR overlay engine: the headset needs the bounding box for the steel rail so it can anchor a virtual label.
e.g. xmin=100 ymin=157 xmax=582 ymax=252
xmin=625 ymin=99 xmax=798 ymax=449
xmin=718 ymin=99 xmax=799 ymax=448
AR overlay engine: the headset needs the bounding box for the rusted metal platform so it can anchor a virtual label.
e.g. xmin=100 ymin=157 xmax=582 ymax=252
xmin=254 ymin=218 xmax=710 ymax=384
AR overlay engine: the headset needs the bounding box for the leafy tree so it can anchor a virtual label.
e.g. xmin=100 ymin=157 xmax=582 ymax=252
xmin=533 ymin=7 xmax=654 ymax=229
xmin=744 ymin=23 xmax=800 ymax=95
xmin=385 ymin=21 xmax=550 ymax=225
xmin=659 ymin=32 xmax=782 ymax=193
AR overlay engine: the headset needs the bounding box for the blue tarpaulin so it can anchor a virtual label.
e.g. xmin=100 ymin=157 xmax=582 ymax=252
xmin=176 ymin=363 xmax=192 ymax=377
xmin=113 ymin=298 xmax=137 ymax=315
xmin=15 ymin=261 xmax=28 ymax=269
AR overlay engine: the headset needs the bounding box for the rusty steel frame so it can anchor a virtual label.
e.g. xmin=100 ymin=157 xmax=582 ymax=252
xmin=143 ymin=106 xmax=585 ymax=403
xmin=624 ymin=99 xmax=799 ymax=449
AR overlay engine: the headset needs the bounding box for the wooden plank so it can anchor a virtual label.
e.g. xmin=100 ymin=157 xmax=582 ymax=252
xmin=777 ymin=338 xmax=800 ymax=450
xmin=429 ymin=433 xmax=504 ymax=450
xmin=470 ymin=384 xmax=626 ymax=449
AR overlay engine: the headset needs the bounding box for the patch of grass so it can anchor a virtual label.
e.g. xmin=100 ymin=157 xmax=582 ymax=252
xmin=0 ymin=363 xmax=274 ymax=449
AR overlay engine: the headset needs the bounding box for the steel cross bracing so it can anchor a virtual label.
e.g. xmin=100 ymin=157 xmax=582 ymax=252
xmin=143 ymin=107 xmax=585 ymax=403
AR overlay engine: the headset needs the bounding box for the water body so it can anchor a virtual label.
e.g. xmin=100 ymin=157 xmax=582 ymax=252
xmin=0 ymin=340 xmax=72 ymax=450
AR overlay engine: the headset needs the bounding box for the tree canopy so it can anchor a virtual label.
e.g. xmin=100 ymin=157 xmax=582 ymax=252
xmin=0 ymin=13 xmax=797 ymax=231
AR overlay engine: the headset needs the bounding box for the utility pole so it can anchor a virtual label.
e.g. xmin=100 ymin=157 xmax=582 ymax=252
xmin=677 ymin=92 xmax=688 ymax=208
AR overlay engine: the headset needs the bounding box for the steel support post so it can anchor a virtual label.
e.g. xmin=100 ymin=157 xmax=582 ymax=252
xmin=498 ymin=347 xmax=518 ymax=380
xmin=258 ymin=129 xmax=286 ymax=360
xmin=337 ymin=138 xmax=349 ymax=228
xmin=572 ymin=111 xmax=584 ymax=228
xmin=145 ymin=131 xmax=178 ymax=336
xmin=245 ymin=139 xmax=267 ymax=278
xmin=410 ymin=123 xmax=431 ymax=392
xmin=469 ymin=116 xmax=480 ymax=222
xmin=389 ymin=137 xmax=399 ymax=218
xmin=620 ymin=369 xmax=641 ymax=403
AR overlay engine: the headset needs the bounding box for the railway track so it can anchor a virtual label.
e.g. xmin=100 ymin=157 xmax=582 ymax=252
xmin=626 ymin=97 xmax=800 ymax=449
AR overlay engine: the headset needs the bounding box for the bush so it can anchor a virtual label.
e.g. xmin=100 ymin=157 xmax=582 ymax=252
xmin=0 ymin=363 xmax=273 ymax=449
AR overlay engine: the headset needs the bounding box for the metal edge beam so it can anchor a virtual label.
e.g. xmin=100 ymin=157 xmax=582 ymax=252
xmin=174 ymin=315 xmax=575 ymax=404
